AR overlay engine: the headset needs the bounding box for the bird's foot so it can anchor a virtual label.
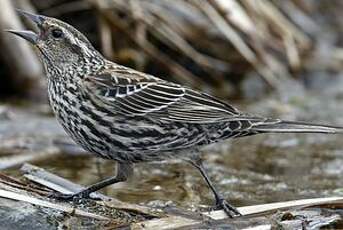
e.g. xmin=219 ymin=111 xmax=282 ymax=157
xmin=48 ymin=192 xmax=78 ymax=201
xmin=48 ymin=190 xmax=99 ymax=201
xmin=215 ymin=198 xmax=242 ymax=218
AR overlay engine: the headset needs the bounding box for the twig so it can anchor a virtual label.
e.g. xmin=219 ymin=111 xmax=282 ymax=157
xmin=0 ymin=189 xmax=109 ymax=221
xmin=21 ymin=163 xmax=106 ymax=198
xmin=0 ymin=172 xmax=49 ymax=195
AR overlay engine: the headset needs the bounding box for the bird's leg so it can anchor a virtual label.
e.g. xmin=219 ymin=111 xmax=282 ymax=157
xmin=188 ymin=157 xmax=242 ymax=218
xmin=50 ymin=162 xmax=133 ymax=201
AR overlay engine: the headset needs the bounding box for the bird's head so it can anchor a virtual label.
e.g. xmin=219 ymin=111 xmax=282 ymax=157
xmin=6 ymin=10 xmax=103 ymax=75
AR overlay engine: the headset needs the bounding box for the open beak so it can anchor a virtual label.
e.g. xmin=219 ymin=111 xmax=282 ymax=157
xmin=6 ymin=30 xmax=38 ymax=44
xmin=5 ymin=9 xmax=45 ymax=45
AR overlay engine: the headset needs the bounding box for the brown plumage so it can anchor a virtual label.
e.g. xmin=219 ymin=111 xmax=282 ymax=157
xmin=6 ymin=10 xmax=343 ymax=217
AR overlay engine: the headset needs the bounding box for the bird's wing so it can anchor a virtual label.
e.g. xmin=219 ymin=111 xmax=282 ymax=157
xmin=83 ymin=67 xmax=242 ymax=123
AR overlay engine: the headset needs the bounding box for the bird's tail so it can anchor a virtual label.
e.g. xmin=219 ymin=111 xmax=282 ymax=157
xmin=251 ymin=119 xmax=343 ymax=134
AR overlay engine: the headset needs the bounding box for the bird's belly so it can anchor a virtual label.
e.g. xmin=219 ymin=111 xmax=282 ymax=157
xmin=54 ymin=104 xmax=208 ymax=162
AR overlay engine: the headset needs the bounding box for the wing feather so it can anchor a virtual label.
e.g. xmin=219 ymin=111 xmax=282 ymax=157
xmin=83 ymin=67 xmax=241 ymax=123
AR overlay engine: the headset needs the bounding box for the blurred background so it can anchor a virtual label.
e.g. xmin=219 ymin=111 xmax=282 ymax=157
xmin=0 ymin=0 xmax=343 ymax=215
xmin=1 ymin=0 xmax=343 ymax=102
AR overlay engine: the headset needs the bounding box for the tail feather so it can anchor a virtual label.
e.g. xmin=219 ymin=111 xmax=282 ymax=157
xmin=252 ymin=120 xmax=343 ymax=134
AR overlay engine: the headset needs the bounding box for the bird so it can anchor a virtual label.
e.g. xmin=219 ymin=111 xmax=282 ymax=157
xmin=6 ymin=10 xmax=343 ymax=218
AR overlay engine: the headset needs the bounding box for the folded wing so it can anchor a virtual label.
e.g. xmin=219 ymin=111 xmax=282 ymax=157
xmin=83 ymin=67 xmax=242 ymax=123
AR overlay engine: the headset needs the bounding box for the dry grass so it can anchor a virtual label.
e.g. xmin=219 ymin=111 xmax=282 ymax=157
xmin=1 ymin=0 xmax=343 ymax=98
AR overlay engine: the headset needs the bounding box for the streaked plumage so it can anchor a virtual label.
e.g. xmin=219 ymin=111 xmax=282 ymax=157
xmin=7 ymin=10 xmax=343 ymax=217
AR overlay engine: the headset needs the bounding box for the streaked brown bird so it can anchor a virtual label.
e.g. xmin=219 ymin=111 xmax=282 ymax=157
xmin=7 ymin=10 xmax=343 ymax=217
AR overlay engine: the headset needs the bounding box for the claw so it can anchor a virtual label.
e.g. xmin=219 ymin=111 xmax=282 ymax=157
xmin=47 ymin=190 xmax=97 ymax=201
xmin=48 ymin=192 xmax=82 ymax=201
xmin=215 ymin=199 xmax=242 ymax=218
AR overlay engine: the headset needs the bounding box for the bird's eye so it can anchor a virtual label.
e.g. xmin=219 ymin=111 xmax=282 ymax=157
xmin=51 ymin=29 xmax=63 ymax=39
